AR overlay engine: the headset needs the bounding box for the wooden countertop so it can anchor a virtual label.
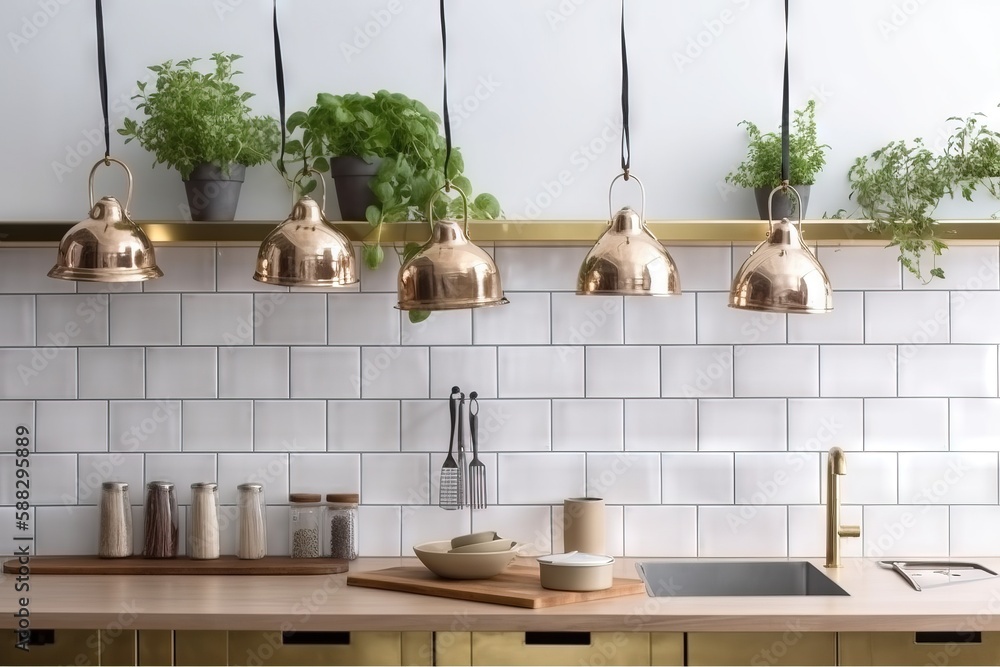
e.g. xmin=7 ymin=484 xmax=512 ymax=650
xmin=3 ymin=556 xmax=1000 ymax=632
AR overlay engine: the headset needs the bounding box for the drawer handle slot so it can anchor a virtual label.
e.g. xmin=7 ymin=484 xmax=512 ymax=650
xmin=915 ymin=632 xmax=982 ymax=644
xmin=28 ymin=629 xmax=56 ymax=646
xmin=281 ymin=631 xmax=351 ymax=646
xmin=524 ymin=632 xmax=591 ymax=646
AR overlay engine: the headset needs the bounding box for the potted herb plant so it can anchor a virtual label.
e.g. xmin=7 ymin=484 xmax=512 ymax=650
xmin=725 ymin=99 xmax=829 ymax=220
xmin=119 ymin=53 xmax=279 ymax=221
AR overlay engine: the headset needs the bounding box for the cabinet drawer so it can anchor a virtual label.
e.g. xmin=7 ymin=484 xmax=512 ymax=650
xmin=840 ymin=631 xmax=1000 ymax=666
xmin=228 ymin=630 xmax=405 ymax=666
xmin=686 ymin=631 xmax=836 ymax=666
xmin=0 ymin=629 xmax=99 ymax=665
xmin=467 ymin=631 xmax=651 ymax=666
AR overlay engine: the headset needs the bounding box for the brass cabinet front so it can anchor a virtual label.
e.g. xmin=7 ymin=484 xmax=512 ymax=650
xmin=176 ymin=630 xmax=228 ymax=666
xmin=686 ymin=631 xmax=837 ymax=666
xmin=98 ymin=629 xmax=137 ymax=666
xmin=227 ymin=630 xmax=412 ymax=666
xmin=0 ymin=629 xmax=99 ymax=665
xmin=137 ymin=630 xmax=173 ymax=666
xmin=840 ymin=632 xmax=1000 ymax=666
xmin=460 ymin=631 xmax=654 ymax=666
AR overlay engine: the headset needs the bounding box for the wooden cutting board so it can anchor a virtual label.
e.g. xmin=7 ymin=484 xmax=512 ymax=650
xmin=346 ymin=565 xmax=646 ymax=608
xmin=2 ymin=555 xmax=348 ymax=575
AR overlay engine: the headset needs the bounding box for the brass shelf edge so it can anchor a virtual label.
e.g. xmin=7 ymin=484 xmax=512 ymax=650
xmin=2 ymin=220 xmax=1000 ymax=245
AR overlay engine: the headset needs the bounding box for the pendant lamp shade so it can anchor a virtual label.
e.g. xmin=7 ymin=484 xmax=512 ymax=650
xmin=397 ymin=186 xmax=507 ymax=311
xmin=253 ymin=171 xmax=358 ymax=287
xmin=49 ymin=158 xmax=162 ymax=283
xmin=729 ymin=185 xmax=832 ymax=313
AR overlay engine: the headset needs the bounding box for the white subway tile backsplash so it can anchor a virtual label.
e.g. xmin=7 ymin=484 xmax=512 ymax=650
xmin=329 ymin=400 xmax=399 ymax=451
xmin=820 ymin=346 xmax=896 ymax=397
xmin=109 ymin=400 xmax=181 ymax=452
xmin=182 ymin=400 xmax=253 ymax=451
xmin=472 ymin=399 xmax=551 ymax=452
xmin=950 ymin=399 xmax=1000 ymax=451
xmin=551 ymin=293 xmax=623 ymax=345
xmin=289 ymin=347 xmax=359 ymax=399
xmin=696 ymin=292 xmax=786 ymax=345
xmin=430 ymin=347 xmax=498 ymax=398
xmin=816 ymin=246 xmax=901 ymax=291
xmin=864 ymin=398 xmax=948 ymax=451
xmin=474 ymin=505 xmax=552 ymax=556
xmin=36 ymin=294 xmax=108 ymax=346
xmin=265 ymin=505 xmax=289 ymax=556
xmin=110 ymin=294 xmax=180 ymax=346
xmin=662 ymin=453 xmax=733 ymax=504
xmin=624 ymin=399 xmax=697 ymax=452
xmin=145 ymin=453 xmax=218 ymax=504
xmin=0 ymin=348 xmax=77 ymax=399
xmin=671 ymin=246 xmax=732 ymax=291
xmin=289 ymin=453 xmax=360 ymax=495
xmin=358 ymin=247 xmax=398 ymax=293
xmin=0 ymin=453 xmax=76 ymax=504
xmin=403 ymin=309 xmax=472 ymax=346
xmin=400 ymin=400 xmax=445 ymax=452
xmin=824 ymin=452 xmax=898 ymax=505
xmin=952 ymin=292 xmax=1000 ymax=344
xmin=359 ymin=347 xmax=428 ymax=399
xmin=788 ymin=505 xmax=863 ymax=558
xmin=35 ymin=506 xmax=98 ymax=555
xmin=624 ymin=506 xmax=697 ymax=557
xmin=253 ymin=293 xmax=326 ymax=345
xmin=623 ymin=294 xmax=696 ymax=345
xmin=473 ymin=293 xmax=550 ymax=345
xmin=142 ymin=247 xmax=215 ymax=292
xmin=903 ymin=246 xmax=1000 ymax=291
xmin=699 ymin=399 xmax=786 ymax=451
xmin=359 ymin=506 xmax=402 ymax=556
xmin=146 ymin=347 xmax=217 ymax=399
xmin=36 ymin=400 xmax=107 ymax=452
xmin=587 ymin=452 xmax=660 ymax=504
xmin=361 ymin=453 xmax=429 ymax=504
xmin=0 ymin=295 xmax=34 ymax=345
xmin=552 ymin=399 xmax=623 ymax=451
xmin=734 ymin=453 xmax=820 ymax=505
xmin=734 ymin=345 xmax=819 ymax=398
xmin=587 ymin=346 xmax=659 ymax=398
xmin=950 ymin=506 xmax=1000 ymax=556
xmin=863 ymin=505 xmax=949 ymax=558
xmin=78 ymin=347 xmax=144 ymax=399
xmin=216 ymin=247 xmax=286 ymax=293
xmin=897 ymin=452 xmax=998 ymax=505
xmin=898 ymin=345 xmax=998 ymax=397
xmin=0 ymin=248 xmax=75 ymax=294
xmin=497 ymin=453 xmax=585 ymax=504
xmin=77 ymin=453 xmax=144 ymax=505
xmin=699 ymin=505 xmax=787 ymax=557
xmin=254 ymin=400 xmax=326 ymax=451
xmin=495 ymin=246 xmax=586 ymax=292
xmin=498 ymin=347 xmax=584 ymax=398
xmin=217 ymin=452 xmax=287 ymax=505
xmin=787 ymin=292 xmax=864 ymax=344
xmin=660 ymin=346 xmax=733 ymax=398
xmin=328 ymin=293 xmax=399 ymax=346
xmin=788 ymin=398 xmax=863 ymax=452
xmin=865 ymin=291 xmax=950 ymax=344
xmin=0 ymin=402 xmax=34 ymax=451
xmin=219 ymin=347 xmax=289 ymax=399
xmin=181 ymin=294 xmax=253 ymax=346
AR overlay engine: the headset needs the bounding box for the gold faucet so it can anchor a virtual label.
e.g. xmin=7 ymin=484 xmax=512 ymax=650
xmin=825 ymin=446 xmax=861 ymax=568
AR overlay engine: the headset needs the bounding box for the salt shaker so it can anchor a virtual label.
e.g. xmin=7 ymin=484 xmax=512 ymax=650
xmin=188 ymin=482 xmax=220 ymax=559
xmin=325 ymin=493 xmax=359 ymax=560
xmin=143 ymin=481 xmax=178 ymax=558
xmin=98 ymin=482 xmax=132 ymax=558
xmin=237 ymin=483 xmax=267 ymax=560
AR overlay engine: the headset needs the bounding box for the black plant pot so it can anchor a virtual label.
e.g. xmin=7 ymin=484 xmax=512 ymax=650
xmin=329 ymin=156 xmax=383 ymax=221
xmin=183 ymin=163 xmax=245 ymax=222
xmin=753 ymin=184 xmax=811 ymax=221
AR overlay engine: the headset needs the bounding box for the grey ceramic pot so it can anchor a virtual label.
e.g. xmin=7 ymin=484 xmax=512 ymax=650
xmin=329 ymin=156 xmax=383 ymax=221
xmin=754 ymin=184 xmax=811 ymax=221
xmin=184 ymin=163 xmax=245 ymax=222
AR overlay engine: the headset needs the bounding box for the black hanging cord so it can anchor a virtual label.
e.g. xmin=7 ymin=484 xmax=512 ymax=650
xmin=273 ymin=0 xmax=286 ymax=175
xmin=439 ymin=0 xmax=452 ymax=187
xmin=780 ymin=0 xmax=790 ymax=185
xmin=94 ymin=0 xmax=110 ymax=161
xmin=620 ymin=0 xmax=630 ymax=179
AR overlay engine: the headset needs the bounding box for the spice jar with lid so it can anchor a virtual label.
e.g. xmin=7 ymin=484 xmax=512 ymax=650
xmin=324 ymin=493 xmax=359 ymax=560
xmin=188 ymin=482 xmax=220 ymax=559
xmin=143 ymin=481 xmax=178 ymax=558
xmin=99 ymin=481 xmax=132 ymax=558
xmin=288 ymin=493 xmax=323 ymax=558
xmin=237 ymin=483 xmax=267 ymax=560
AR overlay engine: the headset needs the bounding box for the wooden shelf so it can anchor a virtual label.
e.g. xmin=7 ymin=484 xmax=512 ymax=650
xmin=2 ymin=220 xmax=1000 ymax=245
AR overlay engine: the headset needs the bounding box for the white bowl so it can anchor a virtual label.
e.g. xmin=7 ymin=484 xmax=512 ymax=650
xmin=414 ymin=540 xmax=517 ymax=579
xmin=448 ymin=539 xmax=518 ymax=554
xmin=537 ymin=552 xmax=615 ymax=591
xmin=450 ymin=531 xmax=500 ymax=549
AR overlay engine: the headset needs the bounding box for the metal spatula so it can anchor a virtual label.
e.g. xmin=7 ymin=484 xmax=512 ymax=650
xmin=469 ymin=391 xmax=487 ymax=509
xmin=439 ymin=386 xmax=461 ymax=510
xmin=456 ymin=392 xmax=467 ymax=509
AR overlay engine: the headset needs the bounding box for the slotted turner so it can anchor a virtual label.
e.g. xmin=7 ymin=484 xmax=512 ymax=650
xmin=439 ymin=386 xmax=460 ymax=510
xmin=469 ymin=391 xmax=487 ymax=509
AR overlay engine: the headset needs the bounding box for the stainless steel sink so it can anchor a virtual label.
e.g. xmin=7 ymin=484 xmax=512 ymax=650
xmin=637 ymin=561 xmax=849 ymax=596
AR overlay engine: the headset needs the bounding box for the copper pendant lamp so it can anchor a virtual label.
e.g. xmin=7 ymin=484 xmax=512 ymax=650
xmin=729 ymin=0 xmax=831 ymax=314
xmin=50 ymin=0 xmax=161 ymax=283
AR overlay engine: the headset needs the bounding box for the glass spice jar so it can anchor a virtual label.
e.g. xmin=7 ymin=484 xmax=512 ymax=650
xmin=288 ymin=493 xmax=323 ymax=558
xmin=143 ymin=481 xmax=178 ymax=558
xmin=237 ymin=483 xmax=267 ymax=560
xmin=325 ymin=493 xmax=359 ymax=560
xmin=188 ymin=482 xmax=220 ymax=560
xmin=98 ymin=481 xmax=132 ymax=558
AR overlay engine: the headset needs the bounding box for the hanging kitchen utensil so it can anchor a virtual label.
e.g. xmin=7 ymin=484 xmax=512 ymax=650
xmin=439 ymin=386 xmax=461 ymax=510
xmin=468 ymin=391 xmax=487 ymax=510
xmin=729 ymin=0 xmax=832 ymax=313
xmin=456 ymin=392 xmax=468 ymax=510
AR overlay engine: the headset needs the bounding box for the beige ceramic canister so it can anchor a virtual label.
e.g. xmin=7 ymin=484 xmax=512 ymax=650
xmin=562 ymin=497 xmax=605 ymax=554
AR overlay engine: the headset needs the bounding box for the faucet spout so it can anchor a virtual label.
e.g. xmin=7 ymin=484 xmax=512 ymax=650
xmin=825 ymin=446 xmax=860 ymax=568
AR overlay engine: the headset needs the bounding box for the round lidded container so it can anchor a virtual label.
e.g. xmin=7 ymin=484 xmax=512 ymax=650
xmin=537 ymin=552 xmax=615 ymax=591
xmin=288 ymin=493 xmax=323 ymax=558
xmin=325 ymin=493 xmax=359 ymax=560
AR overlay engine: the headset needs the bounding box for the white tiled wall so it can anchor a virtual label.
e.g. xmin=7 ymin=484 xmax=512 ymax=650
xmin=3 ymin=243 xmax=1000 ymax=558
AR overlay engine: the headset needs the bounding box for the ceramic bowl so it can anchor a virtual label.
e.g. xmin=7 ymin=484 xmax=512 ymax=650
xmin=448 ymin=539 xmax=518 ymax=554
xmin=414 ymin=540 xmax=517 ymax=579
xmin=537 ymin=552 xmax=615 ymax=591
xmin=450 ymin=531 xmax=500 ymax=549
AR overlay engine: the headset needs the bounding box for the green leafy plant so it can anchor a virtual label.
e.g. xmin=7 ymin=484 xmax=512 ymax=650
xmin=725 ymin=99 xmax=829 ymax=188
xmin=945 ymin=111 xmax=1000 ymax=201
xmin=119 ymin=53 xmax=279 ymax=179
xmin=283 ymin=90 xmax=502 ymax=272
